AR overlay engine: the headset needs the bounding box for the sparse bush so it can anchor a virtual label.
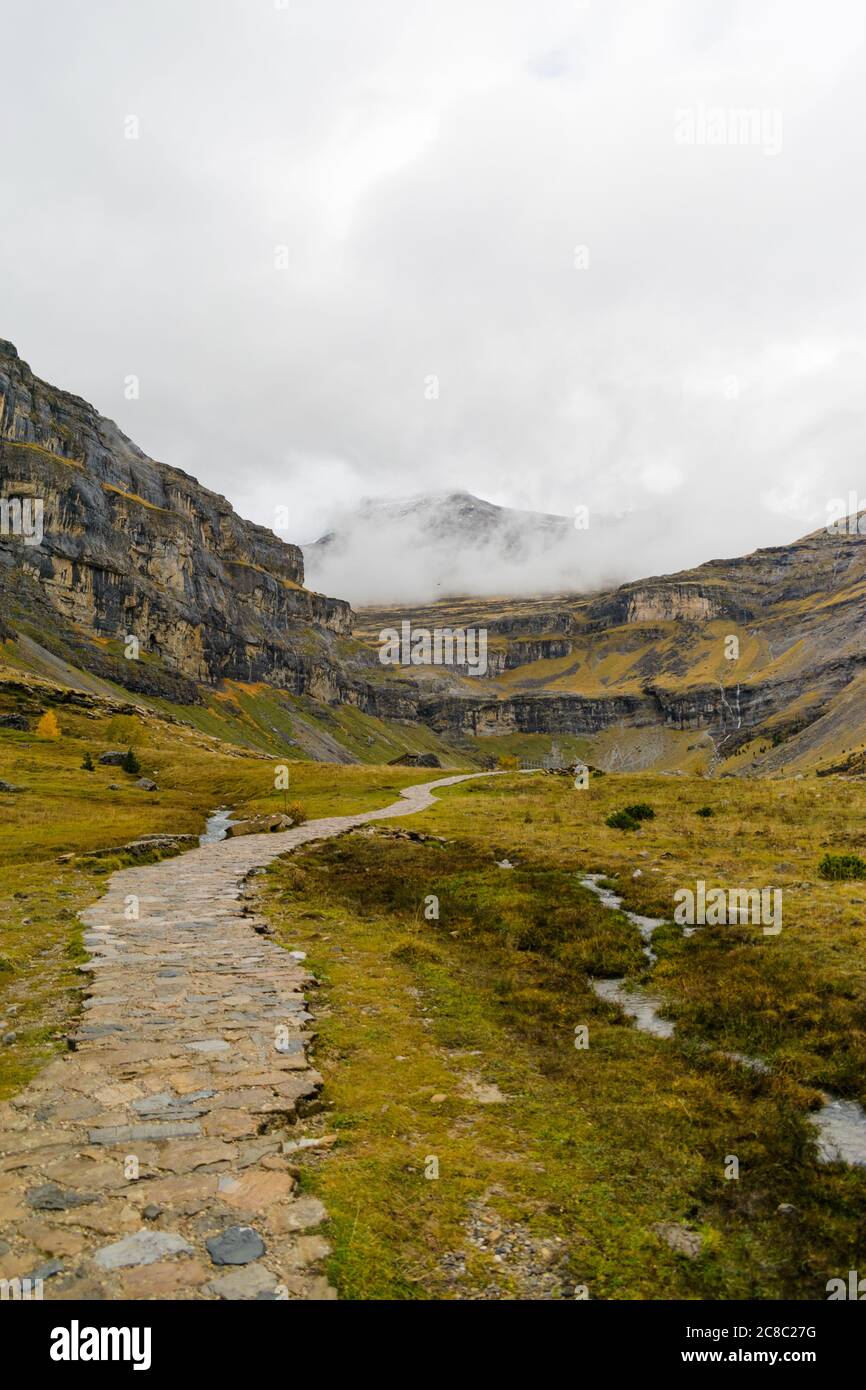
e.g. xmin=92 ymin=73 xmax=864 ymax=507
xmin=497 ymin=755 xmax=520 ymax=771
xmin=607 ymin=803 xmax=654 ymax=831
xmin=695 ymin=806 xmax=714 ymax=818
xmin=287 ymin=800 xmax=307 ymax=825
xmin=105 ymin=714 xmax=144 ymax=745
xmin=818 ymin=853 xmax=866 ymax=881
xmin=121 ymin=748 xmax=141 ymax=775
xmin=390 ymin=938 xmax=441 ymax=965
xmin=81 ymin=752 xmax=95 ymax=771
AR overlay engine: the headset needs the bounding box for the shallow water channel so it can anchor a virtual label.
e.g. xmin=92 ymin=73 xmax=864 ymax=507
xmin=579 ymin=873 xmax=866 ymax=1167
xmin=199 ymin=806 xmax=236 ymax=845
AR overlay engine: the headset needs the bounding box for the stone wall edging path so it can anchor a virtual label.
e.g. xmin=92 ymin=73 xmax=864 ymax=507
xmin=0 ymin=771 xmax=500 ymax=1300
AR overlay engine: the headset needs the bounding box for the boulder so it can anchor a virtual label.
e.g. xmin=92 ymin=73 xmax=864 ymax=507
xmin=85 ymin=835 xmax=195 ymax=860
xmin=652 ymin=1222 xmax=703 ymax=1260
xmin=225 ymin=814 xmax=295 ymax=838
xmin=387 ymin=752 xmax=442 ymax=768
xmin=98 ymin=751 xmax=126 ymax=766
xmin=136 ymin=778 xmax=159 ymax=791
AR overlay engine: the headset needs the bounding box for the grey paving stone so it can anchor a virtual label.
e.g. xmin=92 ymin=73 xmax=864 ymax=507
xmin=93 ymin=1229 xmax=195 ymax=1270
xmin=206 ymin=1225 xmax=266 ymax=1266
xmin=26 ymin=1182 xmax=98 ymax=1210
xmin=88 ymin=1121 xmax=202 ymax=1144
xmin=206 ymin=1262 xmax=277 ymax=1299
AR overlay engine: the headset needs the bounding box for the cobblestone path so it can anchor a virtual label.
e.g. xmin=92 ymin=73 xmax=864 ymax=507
xmin=0 ymin=773 xmax=494 ymax=1300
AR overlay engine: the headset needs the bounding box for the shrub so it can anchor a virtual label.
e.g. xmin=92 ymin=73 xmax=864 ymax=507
xmin=497 ymin=755 xmax=520 ymax=770
xmin=606 ymin=809 xmax=640 ymax=831
xmin=390 ymin=938 xmax=441 ymax=965
xmin=287 ymin=800 xmax=307 ymax=825
xmin=622 ymin=803 xmax=655 ymax=821
xmin=81 ymin=752 xmax=95 ymax=772
xmin=818 ymin=853 xmax=866 ymax=881
xmin=695 ymin=806 xmax=714 ymax=818
xmin=105 ymin=714 xmax=143 ymax=745
xmin=121 ymin=748 xmax=141 ymax=775
xmin=36 ymin=710 xmax=61 ymax=739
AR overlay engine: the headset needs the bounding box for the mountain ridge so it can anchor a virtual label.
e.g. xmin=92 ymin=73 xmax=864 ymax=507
xmin=2 ymin=337 xmax=865 ymax=776
xmin=303 ymin=488 xmax=608 ymax=605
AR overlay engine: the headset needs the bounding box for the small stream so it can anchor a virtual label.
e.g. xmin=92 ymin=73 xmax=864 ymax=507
xmin=591 ymin=977 xmax=675 ymax=1039
xmin=199 ymin=807 xmax=236 ymax=846
xmin=812 ymin=1095 xmax=866 ymax=1167
xmin=580 ymin=872 xmax=866 ymax=1168
xmin=581 ymin=873 xmax=665 ymax=965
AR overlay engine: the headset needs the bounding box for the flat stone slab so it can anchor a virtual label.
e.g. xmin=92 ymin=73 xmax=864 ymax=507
xmin=206 ymin=1262 xmax=278 ymax=1300
xmin=93 ymin=1229 xmax=194 ymax=1270
xmin=28 ymin=1258 xmax=64 ymax=1281
xmin=26 ymin=1183 xmax=98 ymax=1210
xmin=88 ymin=1121 xmax=202 ymax=1144
xmin=269 ymin=1195 xmax=327 ymax=1233
xmin=131 ymin=1091 xmax=215 ymax=1117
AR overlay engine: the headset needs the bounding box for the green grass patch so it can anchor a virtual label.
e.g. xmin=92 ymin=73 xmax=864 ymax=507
xmin=818 ymin=853 xmax=866 ymax=881
xmin=259 ymin=797 xmax=866 ymax=1300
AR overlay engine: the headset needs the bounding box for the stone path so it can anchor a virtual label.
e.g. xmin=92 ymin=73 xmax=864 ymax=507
xmin=0 ymin=772 xmax=495 ymax=1300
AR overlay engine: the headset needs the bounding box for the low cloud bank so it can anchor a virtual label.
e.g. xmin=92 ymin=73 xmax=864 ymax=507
xmin=300 ymin=492 xmax=754 ymax=606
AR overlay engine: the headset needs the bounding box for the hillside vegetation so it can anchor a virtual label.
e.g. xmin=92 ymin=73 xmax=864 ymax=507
xmin=260 ymin=768 xmax=866 ymax=1299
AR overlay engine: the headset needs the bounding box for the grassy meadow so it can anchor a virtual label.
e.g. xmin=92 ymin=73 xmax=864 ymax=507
xmin=260 ymin=768 xmax=866 ymax=1300
xmin=2 ymin=677 xmax=865 ymax=1300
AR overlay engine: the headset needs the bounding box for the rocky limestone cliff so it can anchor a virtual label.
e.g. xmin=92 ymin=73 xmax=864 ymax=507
xmin=3 ymin=338 xmax=865 ymax=775
xmin=354 ymin=514 xmax=866 ymax=765
xmin=586 ymin=582 xmax=750 ymax=629
xmin=0 ymin=340 xmax=355 ymax=696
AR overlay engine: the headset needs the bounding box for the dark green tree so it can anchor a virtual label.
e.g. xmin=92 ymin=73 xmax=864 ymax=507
xmin=121 ymin=747 xmax=141 ymax=775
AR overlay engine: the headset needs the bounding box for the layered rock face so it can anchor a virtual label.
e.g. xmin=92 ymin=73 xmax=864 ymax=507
xmin=354 ymin=515 xmax=866 ymax=758
xmin=3 ymin=338 xmax=865 ymax=770
xmin=419 ymin=691 xmax=656 ymax=737
xmin=585 ymin=582 xmax=751 ymax=629
xmin=0 ymin=341 xmax=352 ymax=694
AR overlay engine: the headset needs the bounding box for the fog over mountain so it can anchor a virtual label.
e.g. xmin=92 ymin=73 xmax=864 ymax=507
xmin=3 ymin=0 xmax=866 ymax=571
xmin=301 ymin=488 xmax=785 ymax=606
xmin=303 ymin=491 xmax=621 ymax=604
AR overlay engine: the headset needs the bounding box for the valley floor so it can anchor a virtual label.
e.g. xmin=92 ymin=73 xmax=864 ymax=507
xmin=1 ymin=699 xmax=865 ymax=1299
xmin=260 ymin=770 xmax=866 ymax=1300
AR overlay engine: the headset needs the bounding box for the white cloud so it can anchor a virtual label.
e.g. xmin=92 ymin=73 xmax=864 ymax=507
xmin=2 ymin=0 xmax=866 ymax=602
xmin=639 ymin=461 xmax=684 ymax=495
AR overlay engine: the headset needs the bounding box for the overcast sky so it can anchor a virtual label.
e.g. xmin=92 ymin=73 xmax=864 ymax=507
xmin=2 ymin=0 xmax=865 ymax=587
